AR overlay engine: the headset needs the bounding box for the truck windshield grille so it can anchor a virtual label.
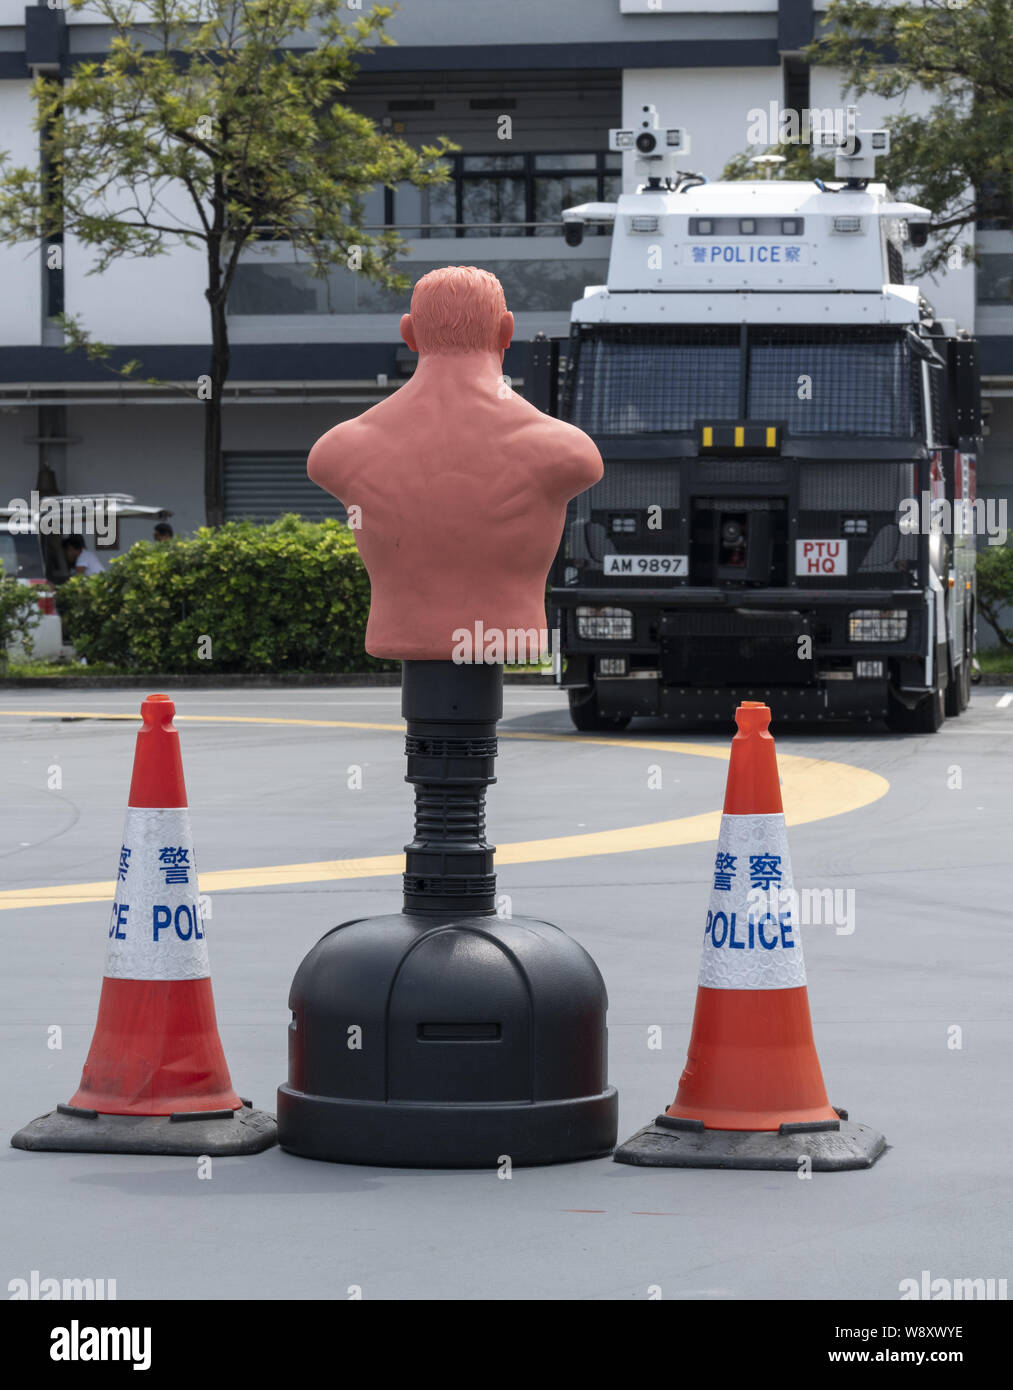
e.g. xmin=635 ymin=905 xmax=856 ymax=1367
xmin=566 ymin=326 xmax=739 ymax=435
xmin=564 ymin=325 xmax=923 ymax=439
xmin=748 ymin=328 xmax=920 ymax=436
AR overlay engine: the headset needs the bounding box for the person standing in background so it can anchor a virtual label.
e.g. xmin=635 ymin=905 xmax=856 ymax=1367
xmin=62 ymin=534 xmax=106 ymax=577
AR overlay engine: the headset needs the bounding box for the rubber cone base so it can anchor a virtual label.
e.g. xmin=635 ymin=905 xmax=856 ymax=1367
xmin=11 ymin=1100 xmax=277 ymax=1157
xmin=613 ymin=1109 xmax=886 ymax=1172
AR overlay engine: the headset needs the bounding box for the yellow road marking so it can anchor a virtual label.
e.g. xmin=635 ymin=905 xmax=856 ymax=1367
xmin=0 ymin=709 xmax=402 ymax=732
xmin=0 ymin=708 xmax=888 ymax=910
xmin=0 ymin=707 xmax=752 ymax=756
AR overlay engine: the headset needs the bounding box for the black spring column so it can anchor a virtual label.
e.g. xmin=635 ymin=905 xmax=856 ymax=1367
xmin=401 ymin=661 xmax=503 ymax=915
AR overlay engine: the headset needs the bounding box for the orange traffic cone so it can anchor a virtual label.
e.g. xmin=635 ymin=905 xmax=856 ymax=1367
xmin=12 ymin=695 xmax=276 ymax=1156
xmin=615 ymin=702 xmax=885 ymax=1170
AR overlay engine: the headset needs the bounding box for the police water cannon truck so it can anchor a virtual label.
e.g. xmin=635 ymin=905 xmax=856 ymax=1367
xmin=533 ymin=109 xmax=983 ymax=732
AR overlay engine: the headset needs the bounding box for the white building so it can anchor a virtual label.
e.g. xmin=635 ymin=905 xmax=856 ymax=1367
xmin=0 ymin=0 xmax=1009 ymax=553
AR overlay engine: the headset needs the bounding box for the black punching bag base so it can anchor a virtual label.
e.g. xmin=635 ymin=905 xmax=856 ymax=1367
xmin=278 ymin=911 xmax=618 ymax=1169
xmin=277 ymin=1089 xmax=618 ymax=1170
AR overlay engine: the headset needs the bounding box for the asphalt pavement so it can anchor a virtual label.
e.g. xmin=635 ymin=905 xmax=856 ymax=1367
xmin=1 ymin=684 xmax=1011 ymax=1300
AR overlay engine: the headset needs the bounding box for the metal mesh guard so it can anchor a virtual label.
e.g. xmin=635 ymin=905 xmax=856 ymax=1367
xmin=564 ymin=324 xmax=922 ymax=440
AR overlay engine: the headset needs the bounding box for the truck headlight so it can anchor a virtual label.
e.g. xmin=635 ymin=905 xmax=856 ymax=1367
xmin=576 ymin=606 xmax=634 ymax=640
xmin=848 ymin=609 xmax=908 ymax=642
xmin=598 ymin=657 xmax=628 ymax=676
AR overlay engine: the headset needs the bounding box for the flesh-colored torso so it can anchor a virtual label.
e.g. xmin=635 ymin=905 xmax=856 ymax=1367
xmin=308 ymin=356 xmax=602 ymax=660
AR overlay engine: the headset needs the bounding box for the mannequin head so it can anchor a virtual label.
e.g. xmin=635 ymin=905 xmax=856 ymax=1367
xmin=401 ymin=266 xmax=514 ymax=357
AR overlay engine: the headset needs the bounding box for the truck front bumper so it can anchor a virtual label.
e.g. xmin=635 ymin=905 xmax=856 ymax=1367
xmin=552 ymin=586 xmax=926 ymax=720
xmin=592 ymin=677 xmax=889 ymax=722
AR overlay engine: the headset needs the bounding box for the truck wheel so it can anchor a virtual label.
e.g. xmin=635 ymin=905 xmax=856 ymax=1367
xmin=887 ymin=663 xmax=945 ymax=734
xmin=568 ymin=688 xmax=631 ymax=732
xmin=944 ymin=654 xmax=971 ymax=716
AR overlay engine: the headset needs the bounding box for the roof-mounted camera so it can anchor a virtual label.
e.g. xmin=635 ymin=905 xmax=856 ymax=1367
xmin=610 ymin=104 xmax=691 ymax=190
xmin=812 ymin=124 xmax=890 ymax=185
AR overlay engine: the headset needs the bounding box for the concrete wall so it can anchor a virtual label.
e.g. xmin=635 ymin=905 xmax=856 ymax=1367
xmin=0 ymin=405 xmax=39 ymax=507
xmin=64 ymin=172 xmax=211 ymax=347
xmin=351 ymin=1 xmax=775 ymax=46
xmin=57 ymin=0 xmax=776 ymax=43
xmin=623 ymin=65 xmax=782 ymax=188
xmin=621 ymin=0 xmax=774 ymax=10
xmin=0 ymin=80 xmax=41 ymax=348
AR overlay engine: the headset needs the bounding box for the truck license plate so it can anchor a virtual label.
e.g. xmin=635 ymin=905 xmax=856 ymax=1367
xmin=603 ymin=554 xmax=688 ymax=577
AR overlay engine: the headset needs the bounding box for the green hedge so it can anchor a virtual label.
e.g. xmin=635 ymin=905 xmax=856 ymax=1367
xmin=56 ymin=515 xmax=393 ymax=673
xmin=977 ymin=540 xmax=1013 ymax=652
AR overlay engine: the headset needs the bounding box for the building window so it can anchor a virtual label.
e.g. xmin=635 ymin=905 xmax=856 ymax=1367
xmin=976 ymin=254 xmax=1013 ymax=304
xmin=460 ymin=153 xmax=527 ymax=236
xmin=229 ymin=256 xmax=611 ymax=316
xmin=387 ymin=151 xmax=621 ymax=237
xmin=242 ymin=152 xmax=619 ymax=243
xmin=976 ymin=180 xmax=1012 ymax=231
xmin=782 ymin=57 xmax=810 ymax=135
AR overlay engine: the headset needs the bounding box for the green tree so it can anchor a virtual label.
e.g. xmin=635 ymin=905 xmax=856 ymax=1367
xmin=0 ymin=580 xmax=42 ymax=671
xmin=722 ymin=141 xmax=835 ymax=184
xmin=0 ymin=0 xmax=453 ymax=525
xmin=976 ymin=541 xmax=1013 ymax=650
xmin=804 ymin=0 xmax=1013 ymax=273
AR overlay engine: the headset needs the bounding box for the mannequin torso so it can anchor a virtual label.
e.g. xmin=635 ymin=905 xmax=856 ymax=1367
xmin=309 ymin=349 xmax=602 ymax=660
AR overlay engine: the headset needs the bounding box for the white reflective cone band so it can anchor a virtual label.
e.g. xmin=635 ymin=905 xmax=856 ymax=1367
xmin=697 ymin=812 xmax=807 ymax=990
xmin=105 ymin=808 xmax=210 ymax=981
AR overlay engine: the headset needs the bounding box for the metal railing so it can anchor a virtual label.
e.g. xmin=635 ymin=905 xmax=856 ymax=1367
xmin=248 ymin=220 xmax=608 ymax=239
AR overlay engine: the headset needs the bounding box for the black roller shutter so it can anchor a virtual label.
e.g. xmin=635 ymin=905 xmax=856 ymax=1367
xmin=224 ymin=453 xmax=347 ymax=523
